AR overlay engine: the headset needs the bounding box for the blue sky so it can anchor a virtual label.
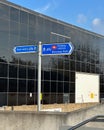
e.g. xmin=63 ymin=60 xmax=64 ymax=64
xmin=8 ymin=0 xmax=104 ymax=35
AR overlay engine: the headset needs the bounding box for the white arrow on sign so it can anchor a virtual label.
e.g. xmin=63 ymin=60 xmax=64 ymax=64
xmin=42 ymin=42 xmax=74 ymax=56
xmin=13 ymin=45 xmax=38 ymax=54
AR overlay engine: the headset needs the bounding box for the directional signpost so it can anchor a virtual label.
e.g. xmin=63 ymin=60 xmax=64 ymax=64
xmin=13 ymin=45 xmax=38 ymax=54
xmin=42 ymin=42 xmax=74 ymax=56
xmin=37 ymin=42 xmax=74 ymax=111
xmin=13 ymin=42 xmax=74 ymax=112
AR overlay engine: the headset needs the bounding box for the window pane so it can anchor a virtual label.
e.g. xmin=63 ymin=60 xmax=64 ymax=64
xmin=0 ymin=63 xmax=7 ymax=77
xmin=20 ymin=23 xmax=28 ymax=38
xmin=10 ymin=21 xmax=19 ymax=35
xmin=27 ymin=93 xmax=34 ymax=105
xmin=19 ymin=65 xmax=26 ymax=79
xmin=29 ymin=14 xmax=36 ymax=26
xmin=10 ymin=7 xmax=19 ymax=21
xmin=0 ymin=3 xmax=9 ymax=19
xmin=64 ymin=71 xmax=69 ymax=81
xmin=44 ymin=71 xmax=50 ymax=80
xmin=18 ymin=93 xmax=26 ymax=105
xmin=64 ymin=82 xmax=69 ymax=93
xmin=57 ymin=82 xmax=63 ymax=92
xmin=70 ymin=83 xmax=75 ymax=93
xmin=27 ymin=80 xmax=35 ymax=92
xmin=58 ymin=70 xmax=63 ymax=81
xmin=51 ymin=70 xmax=57 ymax=80
xmin=29 ymin=26 xmax=36 ymax=40
xmin=51 ymin=82 xmax=57 ymax=92
xmin=19 ymin=80 xmax=26 ymax=92
xmin=44 ymin=81 xmax=50 ymax=92
xmin=0 ymin=93 xmax=7 ymax=106
xmin=20 ymin=11 xmax=28 ymax=24
xmin=0 ymin=78 xmax=7 ymax=92
xmin=9 ymin=64 xmax=17 ymax=78
xmin=9 ymin=79 xmax=17 ymax=92
xmin=28 ymin=67 xmax=35 ymax=79
xmin=8 ymin=93 xmax=17 ymax=106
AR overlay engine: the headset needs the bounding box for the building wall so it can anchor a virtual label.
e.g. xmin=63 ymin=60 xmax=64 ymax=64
xmin=0 ymin=0 xmax=104 ymax=106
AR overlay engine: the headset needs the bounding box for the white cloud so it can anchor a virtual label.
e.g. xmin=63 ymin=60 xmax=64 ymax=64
xmin=92 ymin=18 xmax=101 ymax=25
xmin=92 ymin=18 xmax=104 ymax=35
xmin=35 ymin=1 xmax=59 ymax=14
xmin=42 ymin=3 xmax=51 ymax=12
xmin=35 ymin=3 xmax=51 ymax=13
xmin=77 ymin=14 xmax=87 ymax=24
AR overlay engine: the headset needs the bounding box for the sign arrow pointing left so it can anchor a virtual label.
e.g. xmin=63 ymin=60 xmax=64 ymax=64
xmin=13 ymin=45 xmax=38 ymax=54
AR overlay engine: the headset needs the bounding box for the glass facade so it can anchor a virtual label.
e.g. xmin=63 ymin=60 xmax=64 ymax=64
xmin=0 ymin=1 xmax=104 ymax=106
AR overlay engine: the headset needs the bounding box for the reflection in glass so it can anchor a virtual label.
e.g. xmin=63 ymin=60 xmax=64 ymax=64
xmin=0 ymin=3 xmax=9 ymax=19
xmin=27 ymin=80 xmax=35 ymax=92
xmin=0 ymin=63 xmax=8 ymax=77
xmin=19 ymin=80 xmax=26 ymax=92
xmin=19 ymin=65 xmax=26 ymax=79
xmin=0 ymin=78 xmax=7 ymax=92
xmin=18 ymin=93 xmax=26 ymax=105
xmin=10 ymin=7 xmax=19 ymax=21
xmin=9 ymin=79 xmax=17 ymax=92
xmin=9 ymin=64 xmax=17 ymax=78
xmin=0 ymin=1 xmax=104 ymax=105
xmin=8 ymin=93 xmax=17 ymax=106
xmin=20 ymin=11 xmax=28 ymax=24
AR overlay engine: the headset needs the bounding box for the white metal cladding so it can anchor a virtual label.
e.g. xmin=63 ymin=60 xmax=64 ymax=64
xmin=75 ymin=72 xmax=99 ymax=103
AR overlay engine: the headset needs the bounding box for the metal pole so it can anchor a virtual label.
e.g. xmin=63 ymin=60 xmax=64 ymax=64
xmin=37 ymin=41 xmax=42 ymax=112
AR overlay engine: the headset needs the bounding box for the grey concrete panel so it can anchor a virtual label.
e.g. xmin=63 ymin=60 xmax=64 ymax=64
xmin=0 ymin=104 xmax=104 ymax=130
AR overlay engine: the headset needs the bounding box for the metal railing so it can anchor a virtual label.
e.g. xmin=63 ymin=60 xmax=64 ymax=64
xmin=68 ymin=115 xmax=104 ymax=130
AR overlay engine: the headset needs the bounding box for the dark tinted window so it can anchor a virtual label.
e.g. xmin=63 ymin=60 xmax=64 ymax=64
xmin=19 ymin=80 xmax=26 ymax=92
xmin=9 ymin=64 xmax=17 ymax=78
xmin=20 ymin=23 xmax=28 ymax=38
xmin=19 ymin=65 xmax=26 ymax=79
xmin=28 ymin=67 xmax=35 ymax=79
xmin=10 ymin=21 xmax=19 ymax=35
xmin=29 ymin=14 xmax=36 ymax=26
xmin=0 ymin=78 xmax=7 ymax=92
xmin=0 ymin=63 xmax=7 ymax=77
xmin=20 ymin=11 xmax=28 ymax=24
xmin=9 ymin=79 xmax=17 ymax=92
xmin=27 ymin=80 xmax=35 ymax=92
xmin=0 ymin=3 xmax=9 ymax=19
xmin=10 ymin=7 xmax=19 ymax=21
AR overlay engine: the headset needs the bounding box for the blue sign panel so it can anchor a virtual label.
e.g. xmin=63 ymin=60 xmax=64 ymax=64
xmin=42 ymin=42 xmax=74 ymax=56
xmin=13 ymin=45 xmax=38 ymax=54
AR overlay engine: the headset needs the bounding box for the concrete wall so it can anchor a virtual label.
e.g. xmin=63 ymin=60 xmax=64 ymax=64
xmin=0 ymin=111 xmax=65 ymax=130
xmin=63 ymin=103 xmax=104 ymax=129
xmin=0 ymin=104 xmax=104 ymax=130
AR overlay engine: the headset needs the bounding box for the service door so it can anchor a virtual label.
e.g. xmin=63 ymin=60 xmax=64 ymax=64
xmin=75 ymin=72 xmax=99 ymax=103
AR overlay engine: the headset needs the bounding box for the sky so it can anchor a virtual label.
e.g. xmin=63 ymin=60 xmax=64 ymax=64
xmin=7 ymin=0 xmax=104 ymax=35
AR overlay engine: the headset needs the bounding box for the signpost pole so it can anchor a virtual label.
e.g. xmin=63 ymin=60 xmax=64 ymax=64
xmin=37 ymin=41 xmax=42 ymax=112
